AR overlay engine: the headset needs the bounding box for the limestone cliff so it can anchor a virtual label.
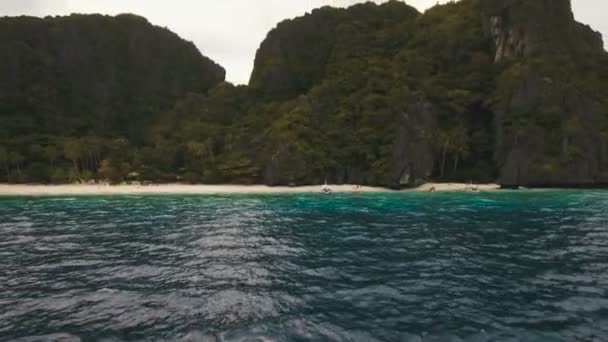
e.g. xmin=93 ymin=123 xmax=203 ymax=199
xmin=483 ymin=0 xmax=603 ymax=61
xmin=0 ymin=14 xmax=225 ymax=141
xmin=3 ymin=1 xmax=608 ymax=187
xmin=484 ymin=0 xmax=608 ymax=186
xmin=249 ymin=2 xmax=419 ymax=101
xmin=249 ymin=0 xmax=608 ymax=187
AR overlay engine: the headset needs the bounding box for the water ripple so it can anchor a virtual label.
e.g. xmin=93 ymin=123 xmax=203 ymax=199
xmin=0 ymin=191 xmax=607 ymax=341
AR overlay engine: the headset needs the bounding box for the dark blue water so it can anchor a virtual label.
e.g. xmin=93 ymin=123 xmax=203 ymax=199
xmin=1 ymin=191 xmax=607 ymax=341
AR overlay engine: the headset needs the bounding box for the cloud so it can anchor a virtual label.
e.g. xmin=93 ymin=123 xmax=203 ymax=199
xmin=0 ymin=0 xmax=68 ymax=16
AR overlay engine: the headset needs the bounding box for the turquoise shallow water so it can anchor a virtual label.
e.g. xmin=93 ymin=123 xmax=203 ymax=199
xmin=1 ymin=191 xmax=607 ymax=341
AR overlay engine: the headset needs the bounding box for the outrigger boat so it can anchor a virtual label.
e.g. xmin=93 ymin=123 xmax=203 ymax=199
xmin=321 ymin=180 xmax=332 ymax=194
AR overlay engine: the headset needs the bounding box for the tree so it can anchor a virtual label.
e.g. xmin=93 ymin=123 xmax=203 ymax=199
xmin=451 ymin=125 xmax=470 ymax=173
xmin=63 ymin=139 xmax=82 ymax=176
xmin=186 ymin=141 xmax=208 ymax=170
xmin=80 ymin=136 xmax=104 ymax=174
xmin=8 ymin=152 xmax=24 ymax=176
xmin=0 ymin=146 xmax=9 ymax=179
xmin=435 ymin=125 xmax=471 ymax=178
xmin=44 ymin=145 xmax=59 ymax=170
xmin=435 ymin=129 xmax=451 ymax=179
xmin=1 ymin=0 xmax=606 ymax=187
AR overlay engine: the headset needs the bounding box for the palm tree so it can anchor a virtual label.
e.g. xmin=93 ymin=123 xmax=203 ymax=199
xmin=436 ymin=125 xmax=470 ymax=178
xmin=44 ymin=145 xmax=59 ymax=170
xmin=451 ymin=125 xmax=470 ymax=173
xmin=436 ymin=129 xmax=452 ymax=179
xmin=0 ymin=146 xmax=9 ymax=179
xmin=63 ymin=139 xmax=82 ymax=175
xmin=8 ymin=151 xmax=24 ymax=176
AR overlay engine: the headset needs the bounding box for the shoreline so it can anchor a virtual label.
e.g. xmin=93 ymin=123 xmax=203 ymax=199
xmin=0 ymin=183 xmax=501 ymax=196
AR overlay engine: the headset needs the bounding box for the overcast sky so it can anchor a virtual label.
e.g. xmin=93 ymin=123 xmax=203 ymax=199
xmin=0 ymin=0 xmax=605 ymax=84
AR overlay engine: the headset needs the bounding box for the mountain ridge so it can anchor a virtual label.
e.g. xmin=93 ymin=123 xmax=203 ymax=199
xmin=1 ymin=0 xmax=607 ymax=187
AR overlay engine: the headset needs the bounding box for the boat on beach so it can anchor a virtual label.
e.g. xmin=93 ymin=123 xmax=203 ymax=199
xmin=321 ymin=181 xmax=332 ymax=194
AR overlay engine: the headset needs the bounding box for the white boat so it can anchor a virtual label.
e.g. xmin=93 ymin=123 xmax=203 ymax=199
xmin=321 ymin=181 xmax=332 ymax=194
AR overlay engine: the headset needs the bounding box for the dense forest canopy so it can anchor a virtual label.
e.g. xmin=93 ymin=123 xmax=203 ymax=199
xmin=1 ymin=0 xmax=607 ymax=187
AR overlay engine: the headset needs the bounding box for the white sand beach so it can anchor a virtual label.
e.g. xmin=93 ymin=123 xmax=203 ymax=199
xmin=414 ymin=183 xmax=501 ymax=192
xmin=0 ymin=183 xmax=500 ymax=196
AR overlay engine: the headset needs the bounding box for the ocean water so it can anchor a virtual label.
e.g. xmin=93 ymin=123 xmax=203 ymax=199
xmin=1 ymin=191 xmax=607 ymax=342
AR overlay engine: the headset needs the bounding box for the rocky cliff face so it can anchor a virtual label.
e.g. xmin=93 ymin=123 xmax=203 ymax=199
xmin=249 ymin=7 xmax=340 ymax=100
xmin=250 ymin=0 xmax=608 ymax=188
xmin=3 ymin=1 xmax=607 ymax=187
xmin=247 ymin=2 xmax=431 ymax=187
xmin=249 ymin=2 xmax=419 ymax=101
xmin=484 ymin=0 xmax=603 ymax=62
xmin=389 ymin=99 xmax=436 ymax=187
xmin=0 ymin=14 xmax=225 ymax=140
xmin=484 ymin=0 xmax=608 ymax=186
xmin=494 ymin=71 xmax=608 ymax=186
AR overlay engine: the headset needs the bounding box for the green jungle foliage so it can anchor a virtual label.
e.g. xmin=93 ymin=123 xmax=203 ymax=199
xmin=1 ymin=0 xmax=607 ymax=187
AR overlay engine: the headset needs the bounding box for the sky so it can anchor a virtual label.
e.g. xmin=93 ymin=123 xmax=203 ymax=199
xmin=0 ymin=0 xmax=605 ymax=85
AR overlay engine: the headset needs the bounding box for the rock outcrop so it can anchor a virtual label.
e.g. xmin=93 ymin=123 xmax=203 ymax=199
xmin=3 ymin=1 xmax=607 ymax=187
xmin=389 ymin=99 xmax=436 ymax=187
xmin=0 ymin=14 xmax=225 ymax=139
xmin=483 ymin=0 xmax=603 ymax=62
xmin=484 ymin=0 xmax=608 ymax=187
xmin=247 ymin=0 xmax=608 ymax=188
xmin=249 ymin=2 xmax=419 ymax=101
xmin=249 ymin=7 xmax=340 ymax=101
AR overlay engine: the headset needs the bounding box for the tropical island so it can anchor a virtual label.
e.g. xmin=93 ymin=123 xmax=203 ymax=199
xmin=1 ymin=0 xmax=607 ymax=190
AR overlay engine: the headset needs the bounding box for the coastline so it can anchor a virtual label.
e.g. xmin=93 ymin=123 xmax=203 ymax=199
xmin=0 ymin=183 xmax=500 ymax=196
